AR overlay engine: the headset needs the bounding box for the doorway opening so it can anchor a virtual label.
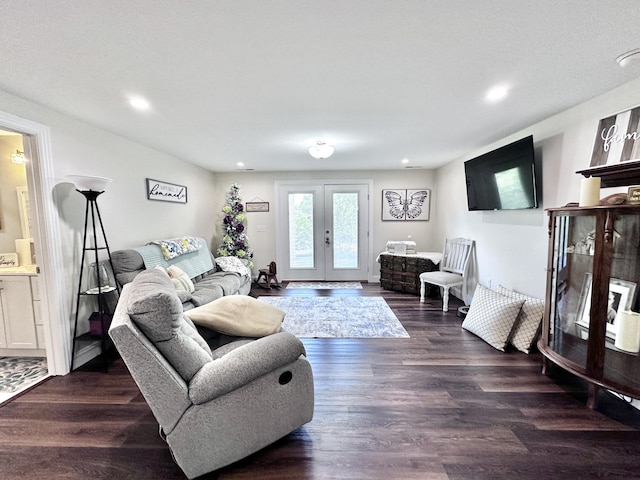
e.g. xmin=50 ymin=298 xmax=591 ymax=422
xmin=0 ymin=129 xmax=49 ymax=402
xmin=0 ymin=110 xmax=69 ymax=384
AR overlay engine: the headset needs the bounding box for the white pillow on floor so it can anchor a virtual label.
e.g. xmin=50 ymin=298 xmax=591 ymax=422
xmin=497 ymin=285 xmax=544 ymax=354
xmin=462 ymin=284 xmax=525 ymax=351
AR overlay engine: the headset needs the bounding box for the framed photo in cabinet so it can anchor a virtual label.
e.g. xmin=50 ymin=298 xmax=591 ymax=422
xmin=576 ymin=273 xmax=637 ymax=339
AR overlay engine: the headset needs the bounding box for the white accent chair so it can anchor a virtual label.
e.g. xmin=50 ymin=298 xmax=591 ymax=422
xmin=419 ymin=238 xmax=475 ymax=311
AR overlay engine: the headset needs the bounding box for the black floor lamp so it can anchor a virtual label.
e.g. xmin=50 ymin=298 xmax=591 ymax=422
xmin=68 ymin=175 xmax=119 ymax=371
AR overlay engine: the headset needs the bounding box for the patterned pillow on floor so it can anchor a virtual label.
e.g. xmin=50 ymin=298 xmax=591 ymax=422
xmin=497 ymin=285 xmax=544 ymax=354
xmin=462 ymin=284 xmax=525 ymax=351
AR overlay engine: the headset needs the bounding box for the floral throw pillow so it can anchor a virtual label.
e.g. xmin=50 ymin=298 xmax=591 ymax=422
xmin=155 ymin=237 xmax=201 ymax=260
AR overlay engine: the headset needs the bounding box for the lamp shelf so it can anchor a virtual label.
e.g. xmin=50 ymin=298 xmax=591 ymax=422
xmin=82 ymin=286 xmax=117 ymax=295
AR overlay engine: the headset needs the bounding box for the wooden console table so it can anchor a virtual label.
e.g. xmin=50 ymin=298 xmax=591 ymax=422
xmin=378 ymin=252 xmax=441 ymax=296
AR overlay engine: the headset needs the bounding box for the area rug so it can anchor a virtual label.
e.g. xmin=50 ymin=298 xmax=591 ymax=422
xmin=0 ymin=356 xmax=48 ymax=393
xmin=257 ymin=296 xmax=409 ymax=338
xmin=286 ymin=281 xmax=362 ymax=289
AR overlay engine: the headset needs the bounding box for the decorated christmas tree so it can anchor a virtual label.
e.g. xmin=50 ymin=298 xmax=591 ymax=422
xmin=216 ymin=183 xmax=254 ymax=268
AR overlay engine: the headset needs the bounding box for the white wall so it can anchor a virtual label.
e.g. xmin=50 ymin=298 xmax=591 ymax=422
xmin=0 ymin=91 xmax=218 ymax=250
xmin=434 ymin=77 xmax=640 ymax=300
xmin=213 ymin=169 xmax=437 ymax=280
xmin=0 ymin=89 xmax=218 ymax=370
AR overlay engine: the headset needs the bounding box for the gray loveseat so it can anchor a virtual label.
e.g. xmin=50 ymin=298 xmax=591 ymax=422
xmin=109 ymin=269 xmax=315 ymax=478
xmin=111 ymin=237 xmax=251 ymax=311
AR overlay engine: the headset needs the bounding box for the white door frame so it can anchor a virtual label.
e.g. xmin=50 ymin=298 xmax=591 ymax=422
xmin=275 ymin=179 xmax=374 ymax=282
xmin=0 ymin=111 xmax=70 ymax=375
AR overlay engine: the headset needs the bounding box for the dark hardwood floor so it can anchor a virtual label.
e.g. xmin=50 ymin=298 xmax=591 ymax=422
xmin=2 ymin=283 xmax=640 ymax=479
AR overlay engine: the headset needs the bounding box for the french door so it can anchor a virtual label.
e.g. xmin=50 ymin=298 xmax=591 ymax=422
xmin=276 ymin=181 xmax=370 ymax=281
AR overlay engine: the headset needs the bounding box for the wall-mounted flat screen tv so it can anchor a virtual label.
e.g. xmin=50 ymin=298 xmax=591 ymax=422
xmin=464 ymin=135 xmax=538 ymax=211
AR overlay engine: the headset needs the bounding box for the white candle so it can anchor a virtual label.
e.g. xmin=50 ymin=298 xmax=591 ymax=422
xmin=615 ymin=311 xmax=640 ymax=353
xmin=579 ymin=177 xmax=601 ymax=207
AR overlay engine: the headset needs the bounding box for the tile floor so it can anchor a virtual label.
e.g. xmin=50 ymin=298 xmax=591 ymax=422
xmin=0 ymin=356 xmax=49 ymax=404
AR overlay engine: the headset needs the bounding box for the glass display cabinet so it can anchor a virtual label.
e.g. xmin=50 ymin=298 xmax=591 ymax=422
xmin=539 ymin=205 xmax=640 ymax=408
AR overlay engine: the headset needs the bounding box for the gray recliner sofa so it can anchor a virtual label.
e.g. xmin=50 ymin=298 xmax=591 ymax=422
xmin=111 ymin=237 xmax=251 ymax=311
xmin=109 ymin=269 xmax=314 ymax=479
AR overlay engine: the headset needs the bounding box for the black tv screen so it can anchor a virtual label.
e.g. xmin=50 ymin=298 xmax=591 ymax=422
xmin=464 ymin=135 xmax=538 ymax=211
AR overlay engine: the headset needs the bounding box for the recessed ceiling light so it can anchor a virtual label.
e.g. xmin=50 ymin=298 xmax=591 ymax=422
xmin=237 ymin=162 xmax=244 ymax=168
xmin=401 ymin=158 xmax=410 ymax=164
xmin=616 ymin=48 xmax=640 ymax=67
xmin=128 ymin=96 xmax=151 ymax=111
xmin=485 ymin=84 xmax=510 ymax=103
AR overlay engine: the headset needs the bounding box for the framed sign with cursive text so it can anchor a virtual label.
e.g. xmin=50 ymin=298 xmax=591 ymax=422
xmin=0 ymin=253 xmax=18 ymax=268
xmin=589 ymin=105 xmax=640 ymax=168
xmin=146 ymin=178 xmax=188 ymax=204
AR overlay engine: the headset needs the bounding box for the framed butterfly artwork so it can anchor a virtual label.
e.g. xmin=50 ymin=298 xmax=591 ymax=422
xmin=382 ymin=189 xmax=431 ymax=221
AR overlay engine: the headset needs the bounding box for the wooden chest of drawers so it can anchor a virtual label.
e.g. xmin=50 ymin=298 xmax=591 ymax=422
xmin=379 ymin=254 xmax=437 ymax=296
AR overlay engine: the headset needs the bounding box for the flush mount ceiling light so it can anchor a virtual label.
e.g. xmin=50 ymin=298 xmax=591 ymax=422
xmin=308 ymin=141 xmax=335 ymax=159
xmin=11 ymin=149 xmax=25 ymax=164
xmin=616 ymin=48 xmax=640 ymax=67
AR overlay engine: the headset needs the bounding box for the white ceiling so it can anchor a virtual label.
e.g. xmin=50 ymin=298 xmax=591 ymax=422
xmin=1 ymin=1 xmax=639 ymax=172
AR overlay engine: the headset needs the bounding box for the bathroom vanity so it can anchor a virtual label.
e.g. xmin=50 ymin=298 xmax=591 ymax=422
xmin=0 ymin=265 xmax=44 ymax=356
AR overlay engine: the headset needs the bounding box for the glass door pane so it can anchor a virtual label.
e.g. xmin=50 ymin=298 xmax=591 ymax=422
xmin=549 ymin=214 xmax=595 ymax=372
xmin=604 ymin=213 xmax=640 ymax=392
xmin=288 ymin=193 xmax=314 ymax=269
xmin=332 ymin=192 xmax=358 ymax=269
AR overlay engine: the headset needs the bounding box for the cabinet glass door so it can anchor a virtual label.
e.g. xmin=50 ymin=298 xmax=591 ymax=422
xmin=549 ymin=214 xmax=596 ymax=371
xmin=603 ymin=214 xmax=640 ymax=392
